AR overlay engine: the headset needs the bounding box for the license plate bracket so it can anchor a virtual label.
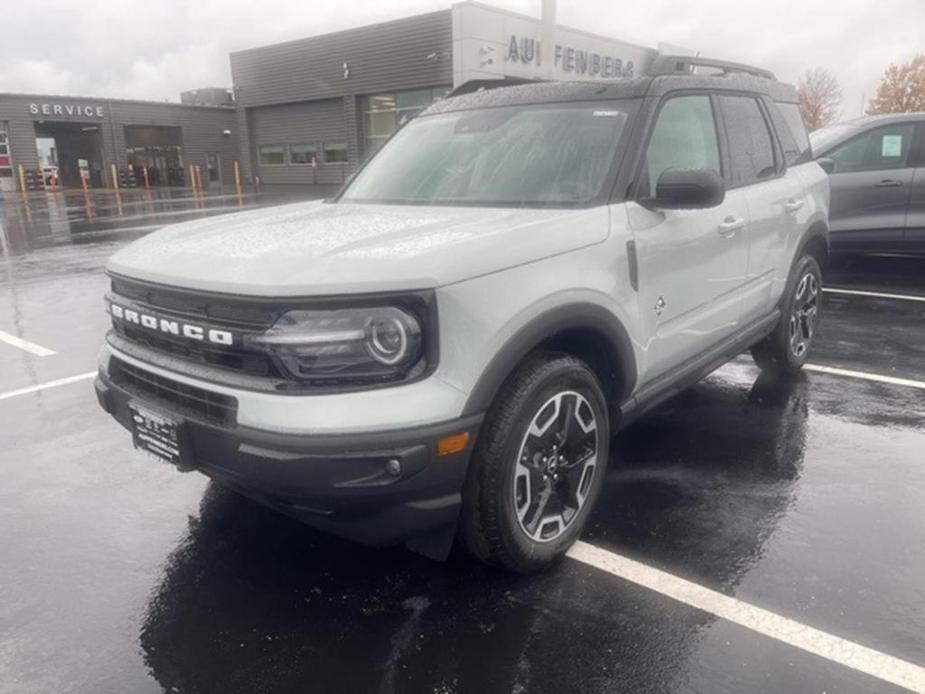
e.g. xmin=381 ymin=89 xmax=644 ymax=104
xmin=128 ymin=401 xmax=192 ymax=470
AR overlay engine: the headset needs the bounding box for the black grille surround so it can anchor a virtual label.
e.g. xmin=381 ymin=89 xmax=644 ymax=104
xmin=109 ymin=356 xmax=238 ymax=425
xmin=106 ymin=274 xmax=440 ymax=394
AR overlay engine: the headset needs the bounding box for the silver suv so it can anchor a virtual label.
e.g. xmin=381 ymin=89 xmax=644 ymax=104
xmin=95 ymin=57 xmax=830 ymax=572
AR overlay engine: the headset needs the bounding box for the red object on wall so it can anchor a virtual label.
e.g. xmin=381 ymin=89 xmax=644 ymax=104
xmin=0 ymin=155 xmax=11 ymax=166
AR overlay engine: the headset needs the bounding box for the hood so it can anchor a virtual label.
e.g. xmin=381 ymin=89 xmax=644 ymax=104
xmin=106 ymin=200 xmax=609 ymax=296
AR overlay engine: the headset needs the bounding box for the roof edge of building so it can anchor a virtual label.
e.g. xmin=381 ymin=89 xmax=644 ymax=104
xmin=0 ymin=92 xmax=235 ymax=111
xmin=229 ymin=8 xmax=452 ymax=57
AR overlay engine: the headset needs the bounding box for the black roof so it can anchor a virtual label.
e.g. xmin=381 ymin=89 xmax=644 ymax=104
xmin=425 ymin=72 xmax=797 ymax=117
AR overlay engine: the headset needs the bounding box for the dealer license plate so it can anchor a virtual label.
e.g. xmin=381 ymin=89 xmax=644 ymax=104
xmin=129 ymin=402 xmax=187 ymax=467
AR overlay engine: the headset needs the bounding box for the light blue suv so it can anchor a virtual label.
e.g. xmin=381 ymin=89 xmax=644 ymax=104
xmin=96 ymin=57 xmax=830 ymax=572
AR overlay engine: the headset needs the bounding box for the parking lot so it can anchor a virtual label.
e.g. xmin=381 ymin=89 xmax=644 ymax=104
xmin=1 ymin=191 xmax=923 ymax=694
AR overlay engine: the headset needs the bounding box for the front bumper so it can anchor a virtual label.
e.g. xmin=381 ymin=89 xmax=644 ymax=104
xmin=95 ymin=368 xmax=483 ymax=554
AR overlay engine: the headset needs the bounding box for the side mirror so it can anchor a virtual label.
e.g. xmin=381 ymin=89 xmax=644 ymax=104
xmin=643 ymin=168 xmax=725 ymax=210
xmin=817 ymin=157 xmax=836 ymax=174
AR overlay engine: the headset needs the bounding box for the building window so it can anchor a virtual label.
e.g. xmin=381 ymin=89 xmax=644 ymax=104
xmin=0 ymin=129 xmax=14 ymax=183
xmin=363 ymin=86 xmax=451 ymax=157
xmin=323 ymin=142 xmax=348 ymax=163
xmin=258 ymin=145 xmax=286 ymax=166
xmin=289 ymin=144 xmax=318 ymax=165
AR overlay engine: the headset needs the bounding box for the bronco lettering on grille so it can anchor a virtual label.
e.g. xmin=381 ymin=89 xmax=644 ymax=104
xmin=108 ymin=302 xmax=235 ymax=346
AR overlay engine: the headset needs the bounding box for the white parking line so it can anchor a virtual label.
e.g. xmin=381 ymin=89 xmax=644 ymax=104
xmin=568 ymin=541 xmax=925 ymax=693
xmin=0 ymin=330 xmax=56 ymax=357
xmin=824 ymin=287 xmax=925 ymax=303
xmin=0 ymin=372 xmax=96 ymax=402
xmin=806 ymin=364 xmax=925 ymax=390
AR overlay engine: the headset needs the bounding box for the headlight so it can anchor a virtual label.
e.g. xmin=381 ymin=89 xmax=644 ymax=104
xmin=244 ymin=307 xmax=425 ymax=385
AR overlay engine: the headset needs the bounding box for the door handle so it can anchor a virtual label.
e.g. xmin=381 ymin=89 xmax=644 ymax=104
xmin=718 ymin=216 xmax=746 ymax=237
xmin=784 ymin=199 xmax=804 ymax=213
xmin=874 ymin=179 xmax=902 ymax=188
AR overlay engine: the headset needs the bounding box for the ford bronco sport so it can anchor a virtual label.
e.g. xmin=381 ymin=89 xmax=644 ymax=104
xmin=95 ymin=56 xmax=830 ymax=572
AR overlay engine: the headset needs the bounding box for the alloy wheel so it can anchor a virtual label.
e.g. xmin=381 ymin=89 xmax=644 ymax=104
xmin=513 ymin=391 xmax=599 ymax=543
xmin=789 ymin=272 xmax=820 ymax=358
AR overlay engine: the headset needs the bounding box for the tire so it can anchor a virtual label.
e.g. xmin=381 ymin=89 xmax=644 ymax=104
xmin=460 ymin=352 xmax=610 ymax=573
xmin=751 ymin=254 xmax=823 ymax=374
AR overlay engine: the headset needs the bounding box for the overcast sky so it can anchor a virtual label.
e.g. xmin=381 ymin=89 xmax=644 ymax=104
xmin=1 ymin=0 xmax=922 ymax=120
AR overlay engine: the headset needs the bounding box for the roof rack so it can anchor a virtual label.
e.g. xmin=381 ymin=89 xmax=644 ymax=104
xmin=649 ymin=55 xmax=776 ymax=81
xmin=448 ymin=77 xmax=537 ymax=98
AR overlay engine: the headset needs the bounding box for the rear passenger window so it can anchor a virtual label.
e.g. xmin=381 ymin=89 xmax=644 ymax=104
xmin=643 ymin=95 xmax=721 ymax=197
xmin=769 ymin=102 xmax=811 ymax=166
xmin=719 ymin=96 xmax=777 ymax=186
xmin=827 ymin=124 xmax=916 ymax=172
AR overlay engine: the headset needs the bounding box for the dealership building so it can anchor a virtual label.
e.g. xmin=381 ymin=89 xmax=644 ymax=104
xmin=229 ymin=1 xmax=686 ymax=188
xmin=0 ymin=92 xmax=238 ymax=192
xmin=1 ymin=1 xmax=688 ymax=193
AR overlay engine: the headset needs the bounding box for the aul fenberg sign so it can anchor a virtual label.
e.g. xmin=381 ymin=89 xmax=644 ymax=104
xmin=506 ymin=35 xmax=635 ymax=78
xmin=29 ymin=102 xmax=106 ymax=118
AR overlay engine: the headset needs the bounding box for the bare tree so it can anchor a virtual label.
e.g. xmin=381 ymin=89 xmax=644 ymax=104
xmin=797 ymin=68 xmax=843 ymax=131
xmin=867 ymin=54 xmax=925 ymax=115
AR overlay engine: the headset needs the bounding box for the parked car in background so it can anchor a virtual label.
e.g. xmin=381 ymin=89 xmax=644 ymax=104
xmin=812 ymin=113 xmax=925 ymax=254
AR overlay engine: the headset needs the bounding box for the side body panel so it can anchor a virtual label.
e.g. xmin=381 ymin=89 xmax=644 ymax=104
xmin=828 ymin=167 xmax=912 ymax=245
xmin=438 ymin=204 xmax=643 ymax=407
xmin=625 ymin=196 xmax=748 ymax=386
xmin=742 ymin=162 xmax=827 ymax=316
xmin=739 ymin=172 xmax=803 ymax=317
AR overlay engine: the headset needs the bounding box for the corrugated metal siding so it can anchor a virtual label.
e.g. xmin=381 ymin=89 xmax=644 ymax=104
xmin=343 ymin=95 xmax=361 ymax=170
xmin=230 ymin=10 xmax=453 ymax=107
xmin=235 ymin=108 xmax=253 ymax=185
xmin=108 ymin=101 xmax=238 ymax=185
xmin=0 ymin=93 xmax=239 ymax=188
xmin=251 ymin=99 xmax=350 ymax=186
xmin=0 ymin=99 xmax=41 ymax=174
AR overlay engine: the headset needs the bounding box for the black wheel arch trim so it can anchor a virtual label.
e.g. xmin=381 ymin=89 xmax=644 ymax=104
xmin=796 ymin=218 xmax=830 ymax=263
xmin=460 ymin=303 xmax=637 ymax=419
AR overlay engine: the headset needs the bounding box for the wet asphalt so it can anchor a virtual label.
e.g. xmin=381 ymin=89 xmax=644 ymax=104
xmin=0 ymin=189 xmax=923 ymax=694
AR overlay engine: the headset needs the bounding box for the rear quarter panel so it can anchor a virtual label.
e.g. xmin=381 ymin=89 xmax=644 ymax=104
xmin=779 ymin=162 xmax=830 ymax=297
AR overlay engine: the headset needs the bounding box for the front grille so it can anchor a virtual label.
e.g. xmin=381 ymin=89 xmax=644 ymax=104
xmin=107 ymin=275 xmax=286 ymax=379
xmin=110 ymin=276 xmax=280 ymax=329
xmin=109 ymin=356 xmax=238 ymax=425
xmin=114 ymin=323 xmax=278 ymax=378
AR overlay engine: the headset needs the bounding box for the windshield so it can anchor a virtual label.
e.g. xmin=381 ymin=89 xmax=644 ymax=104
xmin=340 ymin=101 xmax=635 ymax=207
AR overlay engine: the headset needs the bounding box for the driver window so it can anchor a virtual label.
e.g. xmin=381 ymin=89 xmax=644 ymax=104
xmin=643 ymin=95 xmax=721 ymax=197
xmin=828 ymin=124 xmax=916 ymax=173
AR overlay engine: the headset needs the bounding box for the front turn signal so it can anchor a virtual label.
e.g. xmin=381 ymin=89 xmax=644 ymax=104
xmin=437 ymin=432 xmax=470 ymax=457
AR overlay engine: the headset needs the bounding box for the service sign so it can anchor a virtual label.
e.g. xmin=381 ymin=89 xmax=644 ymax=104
xmin=29 ymin=103 xmax=106 ymax=119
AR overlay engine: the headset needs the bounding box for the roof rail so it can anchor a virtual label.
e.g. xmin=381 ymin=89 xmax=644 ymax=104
xmin=649 ymin=55 xmax=776 ymax=81
xmin=448 ymin=77 xmax=537 ymax=97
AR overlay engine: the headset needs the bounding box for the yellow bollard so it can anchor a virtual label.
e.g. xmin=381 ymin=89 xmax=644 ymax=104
xmin=233 ymin=160 xmax=241 ymax=192
xmin=189 ymin=164 xmax=197 ymax=191
xmin=18 ymin=164 xmax=26 ymax=194
xmin=111 ymin=164 xmax=119 ymax=190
